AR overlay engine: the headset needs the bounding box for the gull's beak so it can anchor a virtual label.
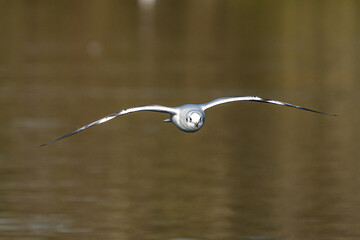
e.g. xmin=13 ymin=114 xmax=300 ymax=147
xmin=195 ymin=122 xmax=199 ymax=127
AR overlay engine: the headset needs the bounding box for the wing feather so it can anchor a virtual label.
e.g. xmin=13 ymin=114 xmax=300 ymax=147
xmin=40 ymin=105 xmax=177 ymax=147
xmin=201 ymin=96 xmax=336 ymax=116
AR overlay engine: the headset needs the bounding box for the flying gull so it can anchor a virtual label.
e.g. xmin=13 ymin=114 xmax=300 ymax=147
xmin=41 ymin=95 xmax=335 ymax=146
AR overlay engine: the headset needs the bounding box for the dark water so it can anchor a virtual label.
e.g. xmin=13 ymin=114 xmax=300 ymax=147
xmin=1 ymin=1 xmax=360 ymax=239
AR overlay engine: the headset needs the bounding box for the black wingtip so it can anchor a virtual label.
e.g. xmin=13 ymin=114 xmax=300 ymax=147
xmin=317 ymin=112 xmax=337 ymax=117
xmin=318 ymin=111 xmax=337 ymax=117
xmin=39 ymin=137 xmax=65 ymax=147
xmin=40 ymin=141 xmax=52 ymax=147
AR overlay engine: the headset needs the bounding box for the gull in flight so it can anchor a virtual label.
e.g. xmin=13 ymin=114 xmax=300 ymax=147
xmin=41 ymin=95 xmax=335 ymax=146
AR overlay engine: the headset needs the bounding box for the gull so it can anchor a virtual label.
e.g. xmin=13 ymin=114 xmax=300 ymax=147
xmin=41 ymin=95 xmax=335 ymax=146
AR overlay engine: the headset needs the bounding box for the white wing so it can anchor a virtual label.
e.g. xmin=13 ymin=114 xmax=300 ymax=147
xmin=41 ymin=105 xmax=178 ymax=147
xmin=201 ymin=95 xmax=336 ymax=116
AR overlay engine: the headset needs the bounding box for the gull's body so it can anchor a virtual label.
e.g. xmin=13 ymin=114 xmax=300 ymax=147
xmin=41 ymin=96 xmax=335 ymax=146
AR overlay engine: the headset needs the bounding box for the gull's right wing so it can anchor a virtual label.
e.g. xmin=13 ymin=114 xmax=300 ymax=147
xmin=41 ymin=105 xmax=178 ymax=147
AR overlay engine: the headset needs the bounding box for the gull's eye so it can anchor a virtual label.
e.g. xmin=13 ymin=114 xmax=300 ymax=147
xmin=186 ymin=117 xmax=190 ymax=122
xmin=189 ymin=117 xmax=192 ymax=122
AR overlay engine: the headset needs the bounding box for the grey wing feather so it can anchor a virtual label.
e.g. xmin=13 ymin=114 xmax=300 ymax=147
xmin=201 ymin=96 xmax=336 ymax=116
xmin=40 ymin=105 xmax=177 ymax=147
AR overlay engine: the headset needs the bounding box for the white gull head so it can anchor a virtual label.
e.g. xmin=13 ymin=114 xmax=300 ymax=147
xmin=169 ymin=104 xmax=205 ymax=132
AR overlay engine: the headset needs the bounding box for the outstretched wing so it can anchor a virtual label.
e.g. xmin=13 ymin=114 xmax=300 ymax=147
xmin=40 ymin=105 xmax=178 ymax=147
xmin=201 ymin=96 xmax=336 ymax=116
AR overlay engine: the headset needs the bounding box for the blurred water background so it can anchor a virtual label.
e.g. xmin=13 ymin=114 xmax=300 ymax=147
xmin=0 ymin=1 xmax=359 ymax=239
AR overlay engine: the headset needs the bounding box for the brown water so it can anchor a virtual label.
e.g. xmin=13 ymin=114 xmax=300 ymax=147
xmin=1 ymin=1 xmax=360 ymax=240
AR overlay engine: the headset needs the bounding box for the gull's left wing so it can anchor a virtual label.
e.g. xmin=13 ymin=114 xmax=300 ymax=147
xmin=201 ymin=96 xmax=336 ymax=116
